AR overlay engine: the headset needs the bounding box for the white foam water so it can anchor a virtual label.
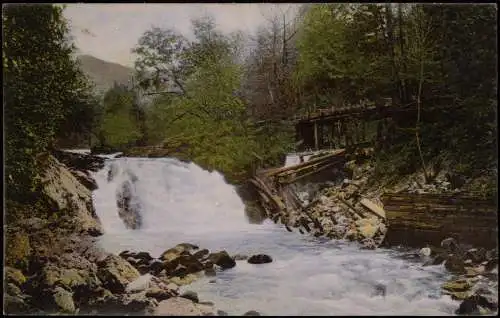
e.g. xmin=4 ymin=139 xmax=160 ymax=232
xmin=91 ymin=156 xmax=458 ymax=315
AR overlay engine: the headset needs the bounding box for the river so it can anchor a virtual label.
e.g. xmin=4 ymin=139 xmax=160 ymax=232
xmin=90 ymin=156 xmax=458 ymax=315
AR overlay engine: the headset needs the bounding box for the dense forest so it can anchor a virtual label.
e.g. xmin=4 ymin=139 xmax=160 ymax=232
xmin=4 ymin=3 xmax=497 ymax=204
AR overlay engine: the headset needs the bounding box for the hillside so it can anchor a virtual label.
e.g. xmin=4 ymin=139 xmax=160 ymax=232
xmin=77 ymin=54 xmax=135 ymax=95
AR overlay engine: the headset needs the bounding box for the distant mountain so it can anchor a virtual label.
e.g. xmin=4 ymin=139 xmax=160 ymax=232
xmin=77 ymin=54 xmax=135 ymax=95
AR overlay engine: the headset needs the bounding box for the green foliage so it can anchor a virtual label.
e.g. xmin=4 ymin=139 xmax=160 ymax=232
xmin=3 ymin=4 xmax=97 ymax=202
xmin=295 ymin=4 xmax=497 ymax=183
xmin=132 ymin=14 xmax=292 ymax=183
xmin=95 ymin=83 xmax=144 ymax=150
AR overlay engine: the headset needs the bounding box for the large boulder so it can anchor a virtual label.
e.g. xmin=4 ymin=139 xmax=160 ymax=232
xmin=41 ymin=155 xmax=102 ymax=236
xmin=5 ymin=266 xmax=27 ymax=286
xmin=116 ymin=180 xmax=142 ymax=230
xmin=247 ymin=254 xmax=273 ymax=265
xmin=208 ymin=251 xmax=236 ymax=270
xmin=52 ymin=286 xmax=77 ymax=314
xmin=70 ymin=169 xmax=98 ymax=191
xmin=97 ymin=255 xmax=140 ymax=293
xmin=154 ymin=297 xmax=216 ymax=316
xmin=243 ymin=310 xmax=261 ymax=316
xmin=52 ymin=149 xmax=105 ymax=173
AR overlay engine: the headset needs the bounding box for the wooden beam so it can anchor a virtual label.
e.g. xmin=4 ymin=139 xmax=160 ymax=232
xmin=314 ymin=121 xmax=319 ymax=151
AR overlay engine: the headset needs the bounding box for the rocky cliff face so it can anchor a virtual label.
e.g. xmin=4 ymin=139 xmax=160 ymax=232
xmin=41 ymin=154 xmax=103 ymax=236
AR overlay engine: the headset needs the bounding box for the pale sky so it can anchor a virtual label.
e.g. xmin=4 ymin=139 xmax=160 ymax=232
xmin=64 ymin=3 xmax=300 ymax=68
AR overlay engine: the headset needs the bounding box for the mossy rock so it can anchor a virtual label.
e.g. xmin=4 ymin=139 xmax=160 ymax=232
xmin=5 ymin=266 xmax=27 ymax=286
xmin=442 ymin=280 xmax=471 ymax=292
xmin=5 ymin=230 xmax=31 ymax=271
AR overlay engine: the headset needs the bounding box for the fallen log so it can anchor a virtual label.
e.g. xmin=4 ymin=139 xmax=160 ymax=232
xmin=381 ymin=193 xmax=498 ymax=248
xmin=249 ymin=177 xmax=286 ymax=215
xmin=278 ymin=160 xmax=343 ymax=185
xmin=262 ymin=149 xmax=346 ymax=178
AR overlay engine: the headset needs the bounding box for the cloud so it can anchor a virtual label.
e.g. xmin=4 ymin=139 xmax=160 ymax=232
xmin=64 ymin=3 xmax=300 ymax=67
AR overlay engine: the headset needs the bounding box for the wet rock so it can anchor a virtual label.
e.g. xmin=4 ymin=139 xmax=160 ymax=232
xmin=41 ymin=155 xmax=103 ymax=236
xmin=176 ymin=243 xmax=199 ymax=252
xmin=419 ymin=247 xmax=432 ymax=257
xmin=456 ymin=295 xmax=487 ymax=315
xmin=442 ymin=280 xmax=471 ymax=293
xmin=247 ymin=254 xmax=273 ymax=264
xmin=145 ymin=287 xmax=175 ymax=302
xmin=6 ymin=266 xmax=27 ymax=286
xmin=360 ymin=238 xmax=377 ymax=250
xmin=209 ymin=251 xmax=236 ymax=270
xmin=441 ymin=237 xmax=459 ymax=253
xmin=430 ymin=254 xmax=447 ymax=266
xmin=464 ymin=248 xmax=487 ymax=265
xmin=107 ymin=164 xmax=119 ymax=182
xmin=205 ymin=267 xmax=217 ymax=277
xmin=149 ymin=260 xmax=166 ymax=276
xmin=4 ymin=294 xmax=31 ymax=314
xmin=193 ymin=249 xmax=210 ymax=260
xmin=181 ymin=290 xmax=199 ymax=303
xmin=344 ymin=229 xmax=358 ymax=241
xmin=372 ymin=283 xmax=387 ymax=297
xmin=71 ymin=170 xmax=98 ymax=191
xmin=243 ymin=310 xmax=261 ymax=316
xmin=97 ymin=254 xmax=140 ymax=293
xmin=155 ymin=297 xmax=215 ymax=316
xmin=53 ymin=286 xmax=76 ymax=314
xmin=116 ymin=180 xmax=142 ymax=230
xmin=445 ymin=255 xmax=466 ymax=274
xmin=126 ymin=274 xmax=155 ymax=293
xmin=121 ymin=291 xmax=159 ymax=313
xmin=160 ymin=243 xmax=198 ymax=262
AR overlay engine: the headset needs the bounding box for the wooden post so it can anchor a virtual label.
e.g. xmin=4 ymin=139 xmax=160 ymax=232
xmin=314 ymin=121 xmax=319 ymax=151
xmin=362 ymin=120 xmax=367 ymax=142
xmin=331 ymin=123 xmax=335 ymax=149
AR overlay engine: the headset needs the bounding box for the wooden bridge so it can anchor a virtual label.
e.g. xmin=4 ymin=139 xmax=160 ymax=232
xmin=291 ymin=97 xmax=458 ymax=152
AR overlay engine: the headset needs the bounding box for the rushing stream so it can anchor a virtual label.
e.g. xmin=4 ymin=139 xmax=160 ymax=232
xmin=91 ymin=156 xmax=459 ymax=315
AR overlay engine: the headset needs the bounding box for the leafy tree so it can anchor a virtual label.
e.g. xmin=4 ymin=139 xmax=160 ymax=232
xmin=3 ymin=4 xmax=96 ymax=201
xmin=96 ymin=83 xmax=143 ymax=150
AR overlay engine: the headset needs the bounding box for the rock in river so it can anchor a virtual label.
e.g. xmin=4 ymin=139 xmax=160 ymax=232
xmin=247 ymin=254 xmax=273 ymax=264
xmin=208 ymin=251 xmax=236 ymax=270
xmin=116 ymin=180 xmax=142 ymax=230
xmin=97 ymin=254 xmax=140 ymax=293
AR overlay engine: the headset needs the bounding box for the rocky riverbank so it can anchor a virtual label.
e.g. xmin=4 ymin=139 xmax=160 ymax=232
xmin=4 ymin=151 xmax=268 ymax=315
xmin=259 ymin=156 xmax=498 ymax=315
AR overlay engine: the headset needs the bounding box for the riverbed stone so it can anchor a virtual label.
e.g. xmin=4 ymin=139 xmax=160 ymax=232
xmin=445 ymin=255 xmax=466 ymax=274
xmin=209 ymin=251 xmax=236 ymax=270
xmin=155 ymin=297 xmax=215 ymax=315
xmin=442 ymin=280 xmax=471 ymax=293
xmin=180 ymin=290 xmax=199 ymax=303
xmin=6 ymin=266 xmax=27 ymax=286
xmin=247 ymin=254 xmax=273 ymax=264
xmin=97 ymin=254 xmax=140 ymax=293
xmin=53 ymin=286 xmax=76 ymax=314
xmin=243 ymin=310 xmax=261 ymax=316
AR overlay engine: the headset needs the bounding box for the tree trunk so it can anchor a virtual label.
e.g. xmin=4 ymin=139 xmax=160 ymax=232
xmin=398 ymin=4 xmax=408 ymax=104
